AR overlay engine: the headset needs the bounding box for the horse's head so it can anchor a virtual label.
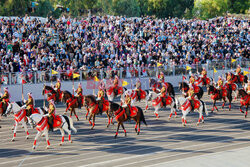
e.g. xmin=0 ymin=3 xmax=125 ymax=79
xmin=29 ymin=113 xmax=43 ymax=125
xmin=208 ymin=85 xmax=215 ymax=95
xmin=5 ymin=102 xmax=13 ymax=116
xmin=5 ymin=102 xmax=22 ymax=116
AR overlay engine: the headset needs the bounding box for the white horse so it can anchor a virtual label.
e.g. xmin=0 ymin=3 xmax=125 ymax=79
xmin=145 ymin=91 xmax=177 ymax=119
xmin=5 ymin=102 xmax=43 ymax=141
xmin=29 ymin=113 xmax=77 ymax=149
xmin=176 ymin=97 xmax=208 ymax=126
xmin=121 ymin=89 xmax=148 ymax=105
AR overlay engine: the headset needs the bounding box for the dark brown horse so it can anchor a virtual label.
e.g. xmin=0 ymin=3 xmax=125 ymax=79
xmin=208 ymin=85 xmax=232 ymax=112
xmin=179 ymin=82 xmax=204 ymax=99
xmin=226 ymin=72 xmax=248 ymax=86
xmin=114 ymin=106 xmax=147 ymax=138
xmin=61 ymin=91 xmax=80 ymax=121
xmin=84 ymin=95 xmax=121 ymax=129
xmin=237 ymin=89 xmax=250 ymax=118
xmin=149 ymin=78 xmax=175 ymax=96
xmin=42 ymin=85 xmax=63 ymax=103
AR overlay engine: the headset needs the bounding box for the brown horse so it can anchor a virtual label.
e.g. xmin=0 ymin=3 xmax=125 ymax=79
xmin=42 ymin=85 xmax=63 ymax=103
xmin=84 ymin=95 xmax=121 ymax=129
xmin=114 ymin=106 xmax=147 ymax=138
xmin=61 ymin=91 xmax=80 ymax=121
xmin=149 ymin=78 xmax=175 ymax=96
xmin=237 ymin=89 xmax=250 ymax=118
xmin=208 ymin=85 xmax=233 ymax=112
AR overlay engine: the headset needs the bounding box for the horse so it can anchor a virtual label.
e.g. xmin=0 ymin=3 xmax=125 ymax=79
xmin=121 ymin=89 xmax=149 ymax=105
xmin=149 ymin=78 xmax=175 ymax=97
xmin=106 ymin=85 xmax=127 ymax=101
xmin=114 ymin=105 xmax=147 ymax=138
xmin=84 ymin=95 xmax=121 ymax=129
xmin=226 ymin=72 xmax=248 ymax=86
xmin=224 ymin=82 xmax=238 ymax=100
xmin=42 ymin=85 xmax=63 ymax=103
xmin=179 ymin=82 xmax=204 ymax=99
xmin=61 ymin=91 xmax=80 ymax=121
xmin=195 ymin=76 xmax=212 ymax=87
xmin=5 ymin=102 xmax=44 ymax=141
xmin=145 ymin=91 xmax=177 ymax=119
xmin=29 ymin=113 xmax=77 ymax=149
xmin=176 ymin=97 xmax=208 ymax=126
xmin=208 ymin=85 xmax=233 ymax=112
xmin=237 ymin=89 xmax=250 ymax=118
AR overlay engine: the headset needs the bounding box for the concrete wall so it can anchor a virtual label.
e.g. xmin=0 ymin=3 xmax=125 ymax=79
xmin=4 ymin=68 xmax=247 ymax=101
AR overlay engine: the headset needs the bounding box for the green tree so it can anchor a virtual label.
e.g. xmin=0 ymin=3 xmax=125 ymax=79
xmin=229 ymin=0 xmax=250 ymax=14
xmin=112 ymin=0 xmax=140 ymax=17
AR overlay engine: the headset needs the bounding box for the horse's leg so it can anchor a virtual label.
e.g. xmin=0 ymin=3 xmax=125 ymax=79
xmin=73 ymin=108 xmax=79 ymax=121
xmin=32 ymin=131 xmax=41 ymax=149
xmin=23 ymin=120 xmax=29 ymax=139
xmin=222 ymin=98 xmax=225 ymax=109
xmin=197 ymin=108 xmax=203 ymax=126
xmin=106 ymin=111 xmax=110 ymax=128
xmin=85 ymin=108 xmax=89 ymax=120
xmin=88 ymin=113 xmax=93 ymax=126
xmin=59 ymin=128 xmax=65 ymax=146
xmin=11 ymin=120 xmax=18 ymax=141
xmin=137 ymin=120 xmax=141 ymax=135
xmin=114 ymin=122 xmax=120 ymax=138
xmin=154 ymin=106 xmax=160 ymax=119
xmin=64 ymin=126 xmax=73 ymax=143
xmin=214 ymin=99 xmax=219 ymax=112
xmin=91 ymin=114 xmax=96 ymax=130
xmin=240 ymin=105 xmax=244 ymax=113
xmin=211 ymin=101 xmax=215 ymax=113
xmin=121 ymin=123 xmax=126 ymax=137
xmin=245 ymin=106 xmax=248 ymax=118
xmin=44 ymin=129 xmax=50 ymax=149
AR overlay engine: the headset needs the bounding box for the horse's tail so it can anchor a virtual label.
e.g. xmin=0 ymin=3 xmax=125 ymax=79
xmin=168 ymin=83 xmax=175 ymax=97
xmin=172 ymin=96 xmax=176 ymax=109
xmin=138 ymin=107 xmax=147 ymax=126
xmin=244 ymin=75 xmax=248 ymax=84
xmin=145 ymin=90 xmax=149 ymax=96
xmin=200 ymin=100 xmax=208 ymax=116
xmin=63 ymin=115 xmax=77 ymax=133
xmin=198 ymin=87 xmax=204 ymax=99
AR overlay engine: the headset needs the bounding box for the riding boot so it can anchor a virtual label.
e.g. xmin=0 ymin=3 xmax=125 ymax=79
xmin=219 ymin=90 xmax=223 ymax=99
xmin=26 ymin=109 xmax=32 ymax=117
xmin=114 ymin=89 xmax=118 ymax=96
xmin=78 ymin=97 xmax=81 ymax=109
xmin=137 ymin=91 xmax=141 ymax=101
xmin=162 ymin=98 xmax=166 ymax=107
xmin=48 ymin=116 xmax=54 ymax=132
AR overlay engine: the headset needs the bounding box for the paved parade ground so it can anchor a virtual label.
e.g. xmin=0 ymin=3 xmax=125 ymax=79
xmin=0 ymin=93 xmax=250 ymax=167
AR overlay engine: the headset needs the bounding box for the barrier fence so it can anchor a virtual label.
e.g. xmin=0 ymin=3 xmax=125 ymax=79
xmin=1 ymin=59 xmax=249 ymax=85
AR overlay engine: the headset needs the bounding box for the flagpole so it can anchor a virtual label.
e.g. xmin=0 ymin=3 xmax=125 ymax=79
xmin=22 ymin=80 xmax=24 ymax=105
xmin=93 ymin=77 xmax=95 ymax=96
xmin=72 ymin=75 xmax=74 ymax=95
xmin=43 ymin=75 xmax=45 ymax=107
xmin=213 ymin=66 xmax=215 ymax=86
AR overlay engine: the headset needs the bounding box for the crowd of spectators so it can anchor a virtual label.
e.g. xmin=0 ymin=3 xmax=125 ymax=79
xmin=0 ymin=14 xmax=249 ymax=77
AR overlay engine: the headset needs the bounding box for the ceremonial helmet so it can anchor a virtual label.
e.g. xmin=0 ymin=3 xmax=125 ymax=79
xmin=57 ymin=78 xmax=61 ymax=82
xmin=78 ymin=83 xmax=82 ymax=87
xmin=4 ymin=87 xmax=8 ymax=92
xmin=27 ymin=92 xmax=32 ymax=98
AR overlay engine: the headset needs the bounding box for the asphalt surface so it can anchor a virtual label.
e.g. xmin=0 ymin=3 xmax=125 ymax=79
xmin=0 ymin=92 xmax=250 ymax=167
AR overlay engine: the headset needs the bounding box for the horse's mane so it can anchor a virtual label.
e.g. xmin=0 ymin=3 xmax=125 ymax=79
xmin=86 ymin=95 xmax=97 ymax=103
xmin=16 ymin=101 xmax=22 ymax=107
xmin=45 ymin=85 xmax=56 ymax=94
xmin=239 ymin=89 xmax=247 ymax=96
xmin=63 ymin=90 xmax=72 ymax=97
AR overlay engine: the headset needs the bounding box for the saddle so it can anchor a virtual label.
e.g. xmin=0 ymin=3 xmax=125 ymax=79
xmin=193 ymin=85 xmax=200 ymax=93
xmin=52 ymin=115 xmax=63 ymax=128
xmin=225 ymin=83 xmax=237 ymax=91
xmin=107 ymin=86 xmax=123 ymax=95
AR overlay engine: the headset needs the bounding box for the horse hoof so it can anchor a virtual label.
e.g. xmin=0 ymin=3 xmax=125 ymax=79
xmin=175 ymin=115 xmax=177 ymax=118
xmin=245 ymin=115 xmax=247 ymax=118
xmin=32 ymin=146 xmax=36 ymax=150
xmin=125 ymin=133 xmax=127 ymax=137
xmin=41 ymin=134 xmax=45 ymax=137
xmin=26 ymin=136 xmax=29 ymax=139
xmin=59 ymin=143 xmax=63 ymax=146
xmin=137 ymin=132 xmax=140 ymax=135
xmin=70 ymin=140 xmax=73 ymax=143
xmin=114 ymin=135 xmax=117 ymax=139
xmin=182 ymin=123 xmax=186 ymax=127
xmin=91 ymin=127 xmax=94 ymax=130
xmin=63 ymin=112 xmax=67 ymax=115
xmin=135 ymin=128 xmax=137 ymax=133
xmin=106 ymin=124 xmax=109 ymax=128
xmin=168 ymin=117 xmax=171 ymax=120
xmin=196 ymin=122 xmax=200 ymax=126
xmin=11 ymin=126 xmax=14 ymax=130
xmin=11 ymin=138 xmax=15 ymax=142
xmin=46 ymin=146 xmax=50 ymax=149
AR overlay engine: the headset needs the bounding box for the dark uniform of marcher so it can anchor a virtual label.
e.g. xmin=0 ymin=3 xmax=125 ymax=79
xmin=135 ymin=78 xmax=141 ymax=101
xmin=48 ymin=99 xmax=56 ymax=131
xmin=25 ymin=93 xmax=34 ymax=117
xmin=0 ymin=87 xmax=10 ymax=114
xmin=75 ymin=83 xmax=83 ymax=109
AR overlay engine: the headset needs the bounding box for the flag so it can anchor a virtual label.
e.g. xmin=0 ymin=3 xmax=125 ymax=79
xmin=51 ymin=70 xmax=58 ymax=75
xmin=122 ymin=80 xmax=128 ymax=86
xmin=231 ymin=59 xmax=236 ymax=63
xmin=213 ymin=68 xmax=217 ymax=73
xmin=182 ymin=76 xmax=186 ymax=80
xmin=243 ymin=71 xmax=249 ymax=76
xmin=73 ymin=73 xmax=80 ymax=79
xmin=94 ymin=76 xmax=99 ymax=82
xmin=186 ymin=65 xmax=191 ymax=70
xmin=157 ymin=63 xmax=163 ymax=67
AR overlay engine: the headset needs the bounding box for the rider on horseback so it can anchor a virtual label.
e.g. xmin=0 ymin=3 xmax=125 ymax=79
xmin=0 ymin=87 xmax=10 ymax=115
xmin=235 ymin=65 xmax=241 ymax=82
xmin=135 ymin=78 xmax=141 ymax=101
xmin=189 ymin=74 xmax=195 ymax=87
xmin=159 ymin=72 xmax=165 ymax=83
xmin=247 ymin=80 xmax=250 ymax=95
xmin=226 ymin=72 xmax=232 ymax=89
xmin=124 ymin=93 xmax=132 ymax=120
xmin=113 ymin=75 xmax=119 ymax=96
xmin=97 ymin=85 xmax=105 ymax=114
xmin=160 ymin=85 xmax=167 ymax=107
xmin=188 ymin=84 xmax=195 ymax=111
xmin=216 ymin=76 xmax=224 ymax=99
xmin=201 ymin=67 xmax=207 ymax=85
xmin=75 ymin=83 xmax=83 ymax=109
xmin=24 ymin=93 xmax=34 ymax=117
xmin=48 ymin=99 xmax=55 ymax=132
xmin=54 ymin=79 xmax=61 ymax=101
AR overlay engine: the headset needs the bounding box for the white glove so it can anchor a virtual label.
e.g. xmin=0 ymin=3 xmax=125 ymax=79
xmin=21 ymin=105 xmax=26 ymax=109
